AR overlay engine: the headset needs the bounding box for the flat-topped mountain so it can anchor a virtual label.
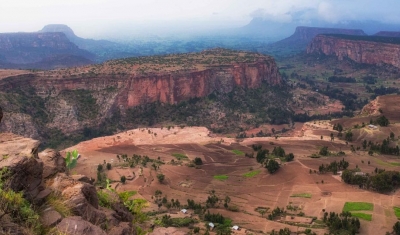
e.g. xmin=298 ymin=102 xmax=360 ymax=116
xmin=40 ymin=24 xmax=132 ymax=62
xmin=266 ymin=26 xmax=367 ymax=55
xmin=0 ymin=49 xmax=286 ymax=147
xmin=0 ymin=32 xmax=94 ymax=69
xmin=307 ymin=34 xmax=400 ymax=68
xmin=374 ymin=31 xmax=400 ymax=37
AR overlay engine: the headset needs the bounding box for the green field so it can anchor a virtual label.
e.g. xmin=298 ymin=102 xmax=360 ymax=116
xmin=290 ymin=193 xmax=312 ymax=198
xmin=350 ymin=212 xmax=372 ymax=221
xmin=343 ymin=202 xmax=374 ymax=212
xmin=213 ymin=175 xmax=229 ymax=181
xmin=394 ymin=207 xmax=400 ymax=218
xmin=172 ymin=153 xmax=188 ymax=160
xmin=232 ymin=149 xmax=244 ymax=156
xmin=242 ymin=170 xmax=261 ymax=178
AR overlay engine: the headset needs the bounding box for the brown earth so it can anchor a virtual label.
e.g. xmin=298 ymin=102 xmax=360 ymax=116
xmin=65 ymin=98 xmax=400 ymax=235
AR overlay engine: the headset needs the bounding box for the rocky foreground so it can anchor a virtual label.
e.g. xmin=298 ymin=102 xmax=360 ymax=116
xmin=0 ymin=106 xmax=136 ymax=235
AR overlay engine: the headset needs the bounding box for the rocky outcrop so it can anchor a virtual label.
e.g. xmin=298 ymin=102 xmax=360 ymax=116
xmin=0 ymin=51 xmax=281 ymax=136
xmin=307 ymin=34 xmax=400 ymax=68
xmin=269 ymin=26 xmax=366 ymax=53
xmin=0 ymin=32 xmax=94 ymax=69
xmin=374 ymin=31 xmax=400 ymax=37
xmin=0 ymin=106 xmax=2 ymax=123
xmin=0 ymin=132 xmax=134 ymax=234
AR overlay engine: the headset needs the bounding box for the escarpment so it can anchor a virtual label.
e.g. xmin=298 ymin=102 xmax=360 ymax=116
xmin=307 ymin=34 xmax=400 ymax=68
xmin=0 ymin=49 xmax=282 ymax=140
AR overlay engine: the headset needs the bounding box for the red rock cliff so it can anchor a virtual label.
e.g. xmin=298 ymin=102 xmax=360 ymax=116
xmin=307 ymin=34 xmax=400 ymax=68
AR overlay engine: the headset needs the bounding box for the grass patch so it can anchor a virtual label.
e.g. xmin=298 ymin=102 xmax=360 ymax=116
xmin=213 ymin=175 xmax=229 ymax=181
xmin=350 ymin=212 xmax=372 ymax=221
xmin=118 ymin=191 xmax=137 ymax=203
xmin=343 ymin=202 xmax=374 ymax=212
xmin=47 ymin=193 xmax=72 ymax=217
xmin=389 ymin=162 xmax=400 ymax=166
xmin=290 ymin=193 xmax=312 ymax=198
xmin=394 ymin=207 xmax=400 ymax=218
xmin=243 ymin=170 xmax=261 ymax=178
xmin=232 ymin=149 xmax=244 ymax=156
xmin=172 ymin=153 xmax=188 ymax=160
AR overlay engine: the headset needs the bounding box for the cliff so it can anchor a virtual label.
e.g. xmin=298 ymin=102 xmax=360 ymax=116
xmin=0 ymin=32 xmax=94 ymax=68
xmin=0 ymin=49 xmax=282 ymax=142
xmin=374 ymin=31 xmax=400 ymax=37
xmin=267 ymin=26 xmax=366 ymax=54
xmin=307 ymin=34 xmax=400 ymax=68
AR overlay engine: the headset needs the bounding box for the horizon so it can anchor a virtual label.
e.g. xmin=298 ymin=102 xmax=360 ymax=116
xmin=2 ymin=0 xmax=400 ymax=40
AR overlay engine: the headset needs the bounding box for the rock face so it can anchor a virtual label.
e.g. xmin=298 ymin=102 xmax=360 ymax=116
xmin=0 ymin=32 xmax=94 ymax=68
xmin=307 ymin=34 xmax=400 ymax=68
xmin=374 ymin=31 xmax=400 ymax=37
xmin=269 ymin=26 xmax=367 ymax=52
xmin=0 ymin=51 xmax=281 ymax=136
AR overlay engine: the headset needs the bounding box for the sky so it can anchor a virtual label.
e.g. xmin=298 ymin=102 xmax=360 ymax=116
xmin=1 ymin=0 xmax=399 ymax=39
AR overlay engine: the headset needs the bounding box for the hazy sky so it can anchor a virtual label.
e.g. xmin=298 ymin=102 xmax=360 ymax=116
xmin=1 ymin=0 xmax=399 ymax=39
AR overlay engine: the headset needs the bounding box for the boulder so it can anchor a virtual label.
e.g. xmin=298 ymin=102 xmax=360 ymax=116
xmin=0 ymin=134 xmax=43 ymax=200
xmin=57 ymin=216 xmax=107 ymax=235
xmin=108 ymin=222 xmax=134 ymax=235
xmin=111 ymin=202 xmax=133 ymax=222
xmin=38 ymin=149 xmax=66 ymax=179
xmin=71 ymin=174 xmax=95 ymax=184
xmin=40 ymin=207 xmax=63 ymax=227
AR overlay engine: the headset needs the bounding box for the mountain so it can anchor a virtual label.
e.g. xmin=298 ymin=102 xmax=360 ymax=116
xmin=307 ymin=34 xmax=400 ymax=68
xmin=0 ymin=32 xmax=94 ymax=69
xmin=374 ymin=31 xmax=400 ymax=37
xmin=264 ymin=26 xmax=367 ymax=55
xmin=39 ymin=24 xmax=135 ymax=62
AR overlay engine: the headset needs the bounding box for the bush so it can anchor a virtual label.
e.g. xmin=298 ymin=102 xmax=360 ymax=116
xmin=194 ymin=157 xmax=203 ymax=165
xmin=107 ymin=163 xmax=112 ymax=170
xmin=121 ymin=175 xmax=126 ymax=184
xmin=157 ymin=174 xmax=165 ymax=183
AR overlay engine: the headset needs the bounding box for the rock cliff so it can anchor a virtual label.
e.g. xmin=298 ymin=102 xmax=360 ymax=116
xmin=0 ymin=49 xmax=282 ymax=139
xmin=307 ymin=34 xmax=400 ymax=68
xmin=267 ymin=26 xmax=366 ymax=54
xmin=0 ymin=32 xmax=94 ymax=69
xmin=374 ymin=31 xmax=400 ymax=37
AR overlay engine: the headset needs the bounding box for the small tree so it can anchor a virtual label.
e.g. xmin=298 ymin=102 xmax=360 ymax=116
xmin=266 ymin=159 xmax=280 ymax=174
xmin=65 ymin=150 xmax=79 ymax=175
xmin=106 ymin=163 xmax=112 ymax=170
xmin=97 ymin=164 xmax=103 ymax=172
xmin=157 ymin=174 xmax=165 ymax=183
xmin=194 ymin=157 xmax=203 ymax=165
xmin=121 ymin=175 xmax=126 ymax=184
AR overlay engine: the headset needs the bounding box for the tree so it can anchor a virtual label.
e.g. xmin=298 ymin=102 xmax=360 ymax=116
xmin=394 ymin=221 xmax=400 ymax=235
xmin=194 ymin=157 xmax=203 ymax=165
xmin=97 ymin=164 xmax=103 ymax=172
xmin=121 ymin=175 xmax=126 ymax=184
xmin=345 ymin=131 xmax=353 ymax=142
xmin=319 ymin=146 xmax=329 ymax=156
xmin=266 ymin=159 xmax=280 ymax=174
xmin=285 ymin=153 xmax=294 ymax=162
xmin=106 ymin=163 xmax=112 ymax=170
xmin=65 ymin=150 xmax=79 ymax=175
xmin=157 ymin=174 xmax=165 ymax=183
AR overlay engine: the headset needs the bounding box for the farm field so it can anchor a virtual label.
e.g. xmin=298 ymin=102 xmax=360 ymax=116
xmin=65 ymin=96 xmax=400 ymax=234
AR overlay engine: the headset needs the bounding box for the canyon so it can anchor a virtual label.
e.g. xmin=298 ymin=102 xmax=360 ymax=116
xmin=307 ymin=34 xmax=400 ymax=68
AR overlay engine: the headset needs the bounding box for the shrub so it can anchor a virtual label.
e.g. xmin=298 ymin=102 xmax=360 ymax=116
xmin=121 ymin=175 xmax=126 ymax=184
xmin=157 ymin=174 xmax=165 ymax=183
xmin=107 ymin=163 xmax=112 ymax=170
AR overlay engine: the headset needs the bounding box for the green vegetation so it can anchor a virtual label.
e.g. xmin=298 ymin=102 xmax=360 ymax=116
xmin=232 ymin=149 xmax=244 ymax=156
xmin=172 ymin=153 xmax=188 ymax=160
xmin=160 ymin=215 xmax=196 ymax=227
xmin=60 ymin=89 xmax=99 ymax=121
xmin=47 ymin=193 xmax=72 ymax=217
xmin=290 ymin=193 xmax=312 ymax=198
xmin=65 ymin=149 xmax=79 ymax=174
xmin=242 ymin=170 xmax=261 ymax=178
xmin=213 ymin=175 xmax=229 ymax=181
xmin=157 ymin=173 xmax=165 ymax=183
xmin=394 ymin=207 xmax=400 ymax=218
xmin=119 ymin=191 xmax=137 ymax=203
xmin=343 ymin=202 xmax=373 ymax=212
xmin=350 ymin=212 xmax=372 ymax=221
xmin=323 ymin=211 xmax=361 ymax=234
xmin=342 ymin=169 xmax=400 ymax=193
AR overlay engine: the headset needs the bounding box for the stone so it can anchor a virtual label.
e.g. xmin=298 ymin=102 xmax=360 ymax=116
xmin=57 ymin=216 xmax=107 ymax=235
xmin=38 ymin=149 xmax=66 ymax=179
xmin=40 ymin=208 xmax=62 ymax=227
xmin=34 ymin=188 xmax=52 ymax=205
xmin=107 ymin=222 xmax=134 ymax=235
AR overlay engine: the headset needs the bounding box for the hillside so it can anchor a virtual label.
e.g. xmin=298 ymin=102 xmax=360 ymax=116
xmin=264 ymin=26 xmax=366 ymax=56
xmin=307 ymin=34 xmax=400 ymax=68
xmin=0 ymin=49 xmax=309 ymax=148
xmin=39 ymin=24 xmax=130 ymax=62
xmin=0 ymin=32 xmax=94 ymax=69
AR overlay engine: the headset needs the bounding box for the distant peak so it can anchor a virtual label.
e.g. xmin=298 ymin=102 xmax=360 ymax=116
xmin=39 ymin=24 xmax=76 ymax=39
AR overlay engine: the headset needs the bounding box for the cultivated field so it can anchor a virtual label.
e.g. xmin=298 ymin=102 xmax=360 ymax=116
xmin=65 ymin=105 xmax=400 ymax=235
